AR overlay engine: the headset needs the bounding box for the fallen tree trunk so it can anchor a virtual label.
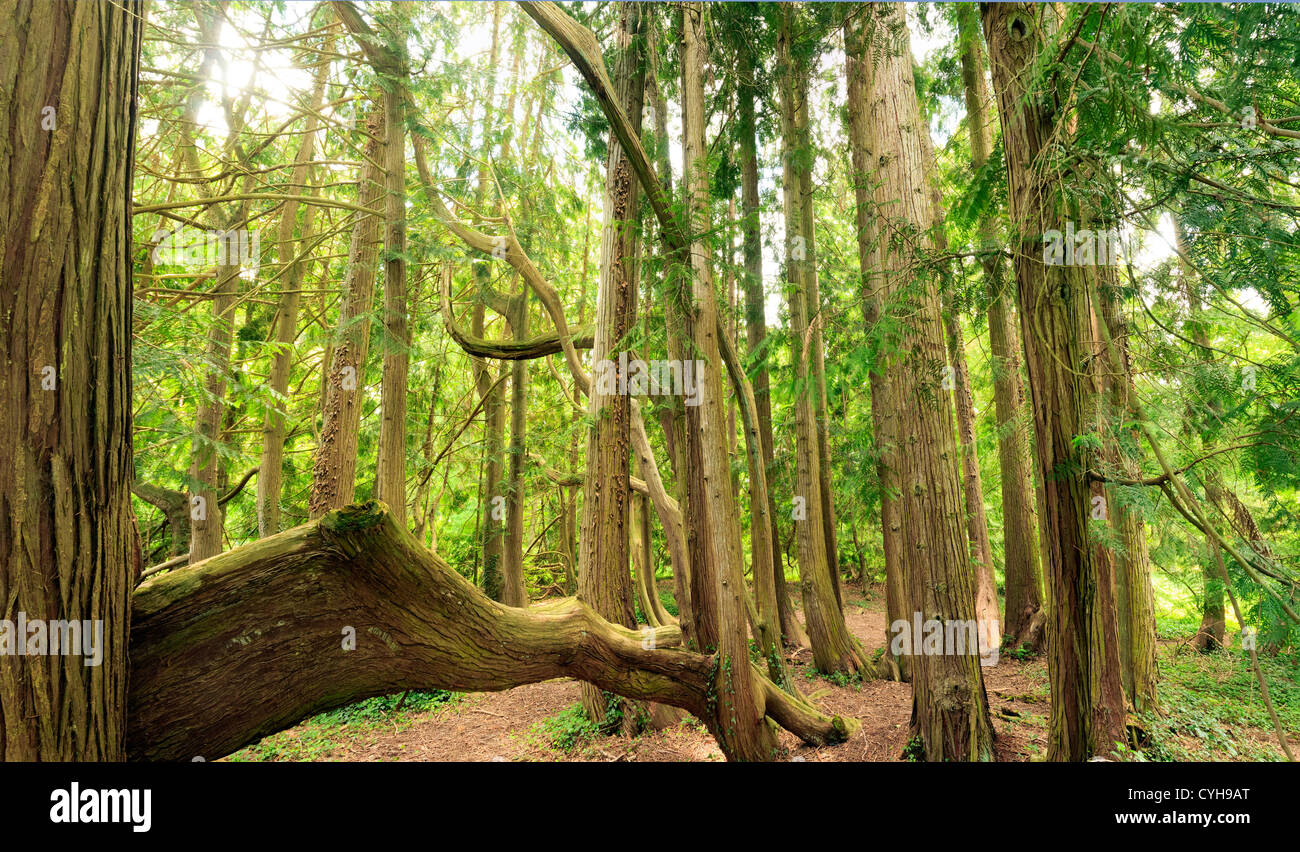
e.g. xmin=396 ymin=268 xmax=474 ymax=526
xmin=126 ymin=501 xmax=854 ymax=761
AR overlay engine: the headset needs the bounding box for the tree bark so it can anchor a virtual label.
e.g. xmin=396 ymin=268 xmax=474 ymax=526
xmin=721 ymin=325 xmax=793 ymax=690
xmin=1177 ymin=220 xmax=1226 ymax=653
xmin=844 ymin=9 xmax=907 ymax=679
xmin=0 ymin=0 xmax=142 ymax=759
xmin=519 ymin=0 xmax=822 ymax=759
xmin=578 ymin=0 xmax=644 ymax=722
xmin=310 ymin=105 xmax=385 ymax=518
xmin=738 ymin=51 xmax=807 ymax=649
xmin=942 ymin=300 xmax=1001 ymax=654
xmin=1097 ymin=282 xmax=1159 ymax=714
xmin=374 ymin=78 xmax=410 ymax=527
xmin=917 ymin=95 xmax=1000 ymax=656
xmin=336 ymin=1 xmax=412 ymax=528
xmin=502 ymin=295 xmax=530 ymax=608
xmin=780 ymin=6 xmax=868 ymax=676
xmin=125 ymin=502 xmax=854 ymax=761
xmin=669 ymin=1 xmax=782 ymax=758
xmin=982 ymin=1 xmax=1128 ymax=760
xmin=852 ymin=2 xmax=994 ymax=760
xmin=794 ymin=66 xmax=843 ymax=610
xmin=955 ymin=0 xmax=1044 ymax=653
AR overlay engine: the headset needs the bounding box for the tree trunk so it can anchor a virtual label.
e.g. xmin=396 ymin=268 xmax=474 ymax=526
xmin=502 ymin=296 xmax=530 ymax=608
xmin=955 ymin=0 xmax=1044 ymax=654
xmin=780 ymin=6 xmax=868 ymax=676
xmin=126 ymin=502 xmax=854 ymax=761
xmin=578 ymin=0 xmax=644 ymax=723
xmin=1097 ymin=283 xmax=1159 ymax=714
xmin=375 ymin=78 xmax=410 ymax=526
xmin=645 ymin=20 xmax=696 ymax=646
xmin=1177 ymin=220 xmax=1226 ymax=653
xmin=189 ymin=247 xmax=244 ymax=563
xmin=310 ymin=105 xmax=385 ymax=518
xmin=739 ymin=57 xmax=807 ymax=650
xmin=721 ymin=323 xmax=793 ymax=690
xmin=498 ymin=8 xmax=530 ymax=610
xmin=844 ymin=9 xmax=907 ymax=681
xmin=336 ymin=2 xmax=413 ymax=528
xmin=852 ymin=2 xmax=994 ymax=760
xmin=632 ymin=454 xmax=671 ymax=627
xmin=671 ymin=1 xmax=780 ymax=758
xmin=472 ymin=6 xmax=507 ymax=600
xmin=0 ymin=0 xmax=142 ymax=759
xmin=917 ymin=101 xmax=1000 ymax=656
xmin=794 ymin=67 xmax=843 ymax=610
xmin=942 ymin=300 xmax=1001 ymax=654
xmin=258 ymin=39 xmax=331 ymax=535
xmin=982 ymin=1 xmax=1128 ymax=760
xmin=518 ymin=0 xmax=827 ymax=760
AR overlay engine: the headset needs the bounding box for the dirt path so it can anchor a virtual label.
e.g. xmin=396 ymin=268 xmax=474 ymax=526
xmin=309 ymin=585 xmax=1051 ymax=762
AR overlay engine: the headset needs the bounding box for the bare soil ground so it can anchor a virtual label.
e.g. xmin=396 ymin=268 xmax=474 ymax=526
xmin=261 ymin=583 xmax=1054 ymax=762
xmin=232 ymin=580 xmax=1294 ymax=762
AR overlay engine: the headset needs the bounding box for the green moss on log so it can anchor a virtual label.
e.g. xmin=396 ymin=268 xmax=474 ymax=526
xmin=322 ymin=500 xmax=389 ymax=534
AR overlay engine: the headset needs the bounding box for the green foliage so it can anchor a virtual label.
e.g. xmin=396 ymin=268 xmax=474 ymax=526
xmin=1122 ymin=620 xmax=1298 ymax=761
xmin=321 ymin=691 xmax=458 ymax=726
xmin=229 ymin=690 xmax=461 ymax=761
xmin=533 ymin=702 xmax=603 ymax=753
xmin=902 ymin=735 xmax=927 ymax=762
xmin=1005 ymin=644 xmax=1036 ymax=663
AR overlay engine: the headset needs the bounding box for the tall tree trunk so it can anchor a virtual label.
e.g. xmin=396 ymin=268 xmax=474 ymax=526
xmin=916 ymin=99 xmax=1001 ymax=655
xmin=190 ymin=237 xmax=245 ymax=562
xmin=337 ymin=1 xmax=413 ymax=527
xmin=844 ymin=10 xmax=908 ymax=679
xmin=375 ymin=73 xmax=410 ymax=526
xmin=578 ymin=0 xmax=644 ymax=723
xmin=502 ymin=299 xmax=530 ymax=608
xmin=942 ymin=302 xmax=1001 ymax=653
xmin=737 ymin=38 xmax=808 ymax=650
xmin=479 ymin=350 xmax=507 ymax=601
xmin=1177 ymin=220 xmax=1226 ymax=653
xmin=175 ymin=0 xmax=250 ymax=565
xmin=473 ymin=5 xmax=507 ymax=600
xmin=632 ymin=454 xmax=671 ymax=626
xmin=722 ymin=316 xmax=793 ymax=690
xmin=857 ymin=1 xmax=995 ymax=759
xmin=793 ymin=67 xmax=843 ymax=609
xmin=675 ymin=2 xmax=778 ymax=758
xmin=1097 ymin=282 xmax=1158 ymax=714
xmin=645 ymin=19 xmax=696 ymax=645
xmin=517 ymin=0 xmax=847 ymax=760
xmin=0 ymin=0 xmax=142 ymax=759
xmin=982 ymin=1 xmax=1128 ymax=760
xmin=500 ymin=17 xmax=531 ymax=609
xmin=780 ymin=6 xmax=868 ymax=676
xmin=956 ymin=0 xmax=1044 ymax=654
xmin=258 ymin=36 xmax=331 ymax=535
xmin=310 ymin=105 xmax=385 ymax=518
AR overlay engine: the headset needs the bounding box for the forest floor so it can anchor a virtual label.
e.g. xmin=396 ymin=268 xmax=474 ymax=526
xmin=229 ymin=581 xmax=1297 ymax=762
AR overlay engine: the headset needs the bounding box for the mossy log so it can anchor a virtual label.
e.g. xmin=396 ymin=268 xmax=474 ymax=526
xmin=126 ymin=501 xmax=855 ymax=761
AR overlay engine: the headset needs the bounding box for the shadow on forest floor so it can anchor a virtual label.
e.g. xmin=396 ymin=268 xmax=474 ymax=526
xmin=227 ymin=581 xmax=1296 ymax=762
